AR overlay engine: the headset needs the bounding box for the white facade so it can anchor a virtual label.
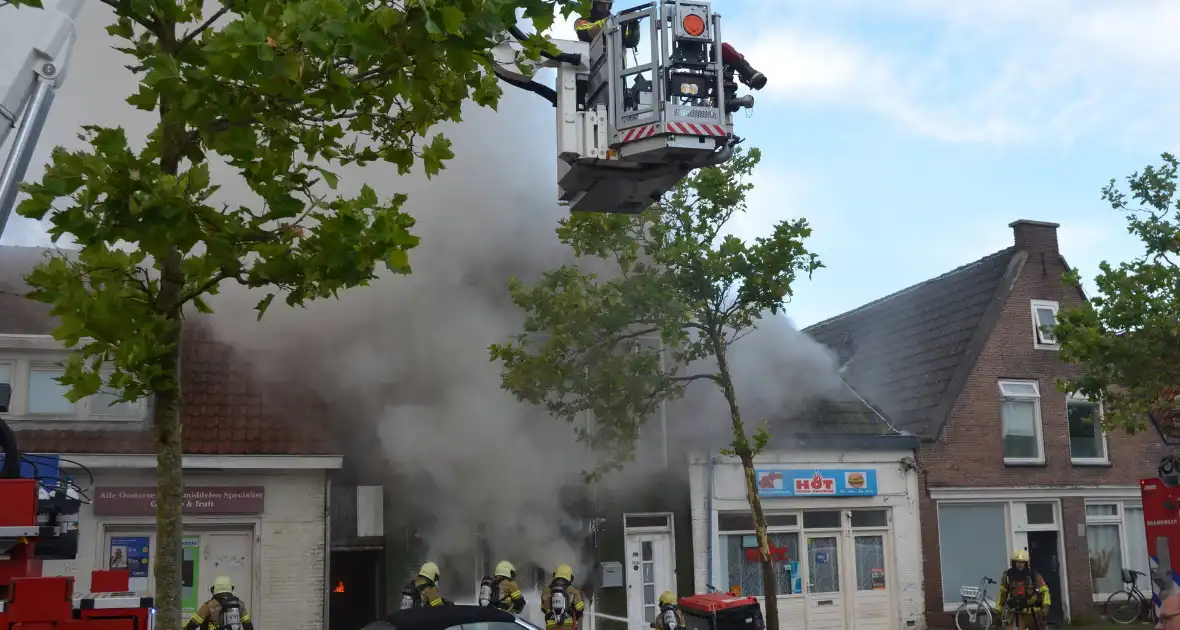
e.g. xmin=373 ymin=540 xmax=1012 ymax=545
xmin=37 ymin=454 xmax=341 ymax=630
xmin=689 ymin=449 xmax=925 ymax=630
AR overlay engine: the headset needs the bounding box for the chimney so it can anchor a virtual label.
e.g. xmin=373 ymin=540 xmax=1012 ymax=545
xmin=1009 ymin=219 xmax=1060 ymax=253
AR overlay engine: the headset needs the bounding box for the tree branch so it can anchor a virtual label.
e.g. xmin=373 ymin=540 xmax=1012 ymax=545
xmin=99 ymin=0 xmax=161 ymax=36
xmin=178 ymin=6 xmax=229 ymax=49
xmin=670 ymin=373 xmax=719 ymax=384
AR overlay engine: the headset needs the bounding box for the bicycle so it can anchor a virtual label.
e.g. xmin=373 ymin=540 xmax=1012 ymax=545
xmin=956 ymin=577 xmax=999 ymax=630
xmin=1105 ymin=569 xmax=1157 ymax=624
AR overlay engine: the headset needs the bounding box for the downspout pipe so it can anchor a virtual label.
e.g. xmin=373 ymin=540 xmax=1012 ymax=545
xmin=705 ymin=452 xmax=715 ymax=589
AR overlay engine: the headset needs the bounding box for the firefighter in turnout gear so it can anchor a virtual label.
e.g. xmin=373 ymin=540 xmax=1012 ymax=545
xmin=651 ymin=591 xmax=684 ymax=630
xmin=402 ymin=562 xmax=447 ymax=609
xmin=573 ymin=0 xmax=767 ymax=91
xmin=479 ymin=560 xmax=526 ymax=614
xmin=184 ymin=576 xmax=253 ymax=630
xmin=997 ymin=550 xmax=1050 ymax=630
xmin=541 ymin=564 xmax=586 ymax=629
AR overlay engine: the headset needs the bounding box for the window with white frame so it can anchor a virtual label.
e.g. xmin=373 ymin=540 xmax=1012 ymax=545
xmin=1068 ymin=393 xmax=1108 ymax=464
xmin=938 ymin=502 xmax=1009 ymax=607
xmin=717 ymin=512 xmax=800 ymax=596
xmin=1085 ymin=502 xmax=1149 ymax=598
xmin=1031 ymin=300 xmax=1059 ymax=348
xmin=999 ymin=380 xmax=1044 ymax=463
xmin=0 ymin=354 xmax=147 ymax=421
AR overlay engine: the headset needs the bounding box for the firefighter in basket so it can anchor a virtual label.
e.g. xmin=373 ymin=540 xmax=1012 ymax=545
xmin=401 ymin=562 xmax=448 ymax=609
xmin=541 ymin=564 xmax=586 ymax=629
xmin=185 ymin=576 xmax=253 ymax=630
xmin=996 ymin=550 xmax=1050 ymax=630
xmin=651 ymin=591 xmax=685 ymax=630
xmin=573 ymin=0 xmax=768 ymax=91
xmin=479 ymin=560 xmax=527 ymax=614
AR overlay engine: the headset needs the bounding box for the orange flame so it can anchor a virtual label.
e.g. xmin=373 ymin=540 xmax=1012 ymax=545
xmin=334 ymin=580 xmax=345 ymax=593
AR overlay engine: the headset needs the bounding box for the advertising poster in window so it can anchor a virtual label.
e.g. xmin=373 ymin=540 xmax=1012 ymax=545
xmin=182 ymin=536 xmax=201 ymax=617
xmin=109 ymin=536 xmax=151 ymax=592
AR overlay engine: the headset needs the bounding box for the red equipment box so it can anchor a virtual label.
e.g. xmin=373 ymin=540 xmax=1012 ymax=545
xmin=680 ymin=592 xmax=765 ymax=630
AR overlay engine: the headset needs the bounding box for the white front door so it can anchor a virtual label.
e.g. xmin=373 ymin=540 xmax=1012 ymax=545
xmin=805 ymin=534 xmax=845 ymax=630
xmin=849 ymin=532 xmax=892 ymax=630
xmin=626 ymin=533 xmax=673 ymax=630
xmin=205 ymin=531 xmax=254 ymax=614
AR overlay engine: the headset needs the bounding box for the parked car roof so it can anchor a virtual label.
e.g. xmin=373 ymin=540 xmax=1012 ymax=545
xmin=365 ymin=606 xmax=539 ymax=630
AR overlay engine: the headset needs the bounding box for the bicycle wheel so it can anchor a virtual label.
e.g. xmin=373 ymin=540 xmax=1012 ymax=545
xmin=1106 ymin=590 xmax=1143 ymax=624
xmin=956 ymin=602 xmax=993 ymax=630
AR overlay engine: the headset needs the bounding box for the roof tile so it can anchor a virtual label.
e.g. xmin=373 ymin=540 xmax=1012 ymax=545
xmin=804 ymin=247 xmax=1020 ymax=437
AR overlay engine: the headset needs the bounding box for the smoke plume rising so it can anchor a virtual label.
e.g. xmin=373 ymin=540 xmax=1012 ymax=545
xmin=202 ymin=84 xmax=846 ymax=607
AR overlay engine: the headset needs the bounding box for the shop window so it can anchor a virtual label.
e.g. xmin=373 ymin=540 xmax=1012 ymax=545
xmin=720 ymin=532 xmax=800 ymax=596
xmin=803 ymin=510 xmax=841 ymax=529
xmin=937 ymin=503 xmax=1008 ymax=606
xmin=851 ymin=509 xmax=887 ymax=528
xmin=717 ymin=512 xmax=797 ymax=531
xmin=1086 ymin=502 xmax=1150 ymax=597
xmin=854 ymin=535 xmax=887 ymax=591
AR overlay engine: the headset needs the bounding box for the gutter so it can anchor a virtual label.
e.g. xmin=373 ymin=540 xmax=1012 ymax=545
xmin=705 ymin=452 xmax=715 ymax=589
xmin=323 ymin=474 xmax=332 ymax=628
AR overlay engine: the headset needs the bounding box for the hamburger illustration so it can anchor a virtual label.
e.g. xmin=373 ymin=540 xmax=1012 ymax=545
xmin=846 ymin=472 xmax=866 ymax=488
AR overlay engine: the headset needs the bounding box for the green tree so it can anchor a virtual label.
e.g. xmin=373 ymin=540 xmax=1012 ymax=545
xmin=7 ymin=0 xmax=569 ymax=625
xmin=489 ymin=147 xmax=819 ymax=630
xmin=1055 ymin=153 xmax=1180 ymax=436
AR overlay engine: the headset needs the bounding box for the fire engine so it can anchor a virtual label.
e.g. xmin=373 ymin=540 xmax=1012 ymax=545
xmin=0 ymin=0 xmax=758 ymax=238
xmin=0 ymin=383 xmax=157 ymax=629
xmin=1139 ymin=401 xmax=1180 ymax=616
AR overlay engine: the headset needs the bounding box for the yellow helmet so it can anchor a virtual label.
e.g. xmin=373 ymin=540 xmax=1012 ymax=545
xmin=495 ymin=560 xmax=517 ymax=579
xmin=211 ymin=576 xmax=234 ymax=595
xmin=554 ymin=564 xmax=574 ymax=582
xmin=658 ymin=591 xmax=677 ymax=606
xmin=1011 ymin=549 xmax=1030 ymax=563
xmin=419 ymin=562 xmax=441 ymax=583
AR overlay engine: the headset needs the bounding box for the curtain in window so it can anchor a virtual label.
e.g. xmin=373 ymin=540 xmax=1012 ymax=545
xmin=1087 ymin=523 xmax=1125 ymax=595
xmin=1002 ymin=401 xmax=1038 ymax=458
xmin=938 ymin=503 xmax=1009 ymax=605
xmin=1125 ymin=507 xmax=1150 ymax=580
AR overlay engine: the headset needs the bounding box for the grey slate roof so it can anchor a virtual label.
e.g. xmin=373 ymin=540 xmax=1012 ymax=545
xmin=803 ymin=247 xmax=1024 ymax=438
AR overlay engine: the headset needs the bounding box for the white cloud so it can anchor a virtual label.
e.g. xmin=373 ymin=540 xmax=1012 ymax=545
xmin=727 ymin=0 xmax=1180 ymax=145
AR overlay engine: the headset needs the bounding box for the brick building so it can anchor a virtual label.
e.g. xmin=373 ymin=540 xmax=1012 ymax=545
xmin=805 ymin=220 xmax=1165 ymax=625
xmin=0 ymin=245 xmax=344 ymax=630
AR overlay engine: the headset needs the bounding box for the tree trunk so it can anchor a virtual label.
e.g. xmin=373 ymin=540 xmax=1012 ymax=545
xmin=711 ymin=331 xmax=780 ymax=630
xmin=154 ymin=15 xmax=185 ymax=615
xmin=152 ymin=353 xmax=184 ymax=630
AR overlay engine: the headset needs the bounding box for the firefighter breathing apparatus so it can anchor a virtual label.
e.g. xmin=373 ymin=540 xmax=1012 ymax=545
xmin=658 ymin=591 xmax=679 ymax=630
xmin=548 ymin=564 xmax=575 ymax=625
xmin=211 ymin=576 xmax=245 ymax=630
xmin=401 ymin=562 xmax=441 ymax=610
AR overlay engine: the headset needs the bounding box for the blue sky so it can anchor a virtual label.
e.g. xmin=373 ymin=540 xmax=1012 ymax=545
xmin=4 ymin=0 xmax=1176 ymax=330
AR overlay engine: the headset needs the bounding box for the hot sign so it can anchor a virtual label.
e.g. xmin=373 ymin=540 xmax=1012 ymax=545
xmin=754 ymin=468 xmax=879 ymax=497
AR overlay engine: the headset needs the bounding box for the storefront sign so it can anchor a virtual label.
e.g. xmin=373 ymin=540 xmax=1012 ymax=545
xmin=93 ymin=487 xmax=265 ymax=516
xmin=108 ymin=536 xmax=151 ymax=592
xmin=754 ymin=469 xmax=878 ymax=497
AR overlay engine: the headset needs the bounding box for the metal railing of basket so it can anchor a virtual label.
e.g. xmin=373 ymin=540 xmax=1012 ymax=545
xmin=961 ymin=586 xmax=981 ymax=602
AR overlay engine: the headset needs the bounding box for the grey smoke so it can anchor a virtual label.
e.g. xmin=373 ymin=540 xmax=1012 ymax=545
xmin=202 ymin=82 xmax=845 ymax=602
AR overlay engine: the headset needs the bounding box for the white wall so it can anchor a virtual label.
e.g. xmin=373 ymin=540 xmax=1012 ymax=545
xmin=688 ymin=449 xmax=926 ymax=630
xmin=43 ymin=468 xmax=328 ymax=630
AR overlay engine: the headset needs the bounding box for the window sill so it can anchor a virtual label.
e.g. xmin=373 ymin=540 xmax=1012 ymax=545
xmin=1034 ymin=342 xmax=1059 ymax=351
xmin=1 ymin=415 xmax=147 ymax=430
xmin=1071 ymin=459 xmax=1111 ymax=467
xmin=1004 ymin=459 xmax=1047 ymax=467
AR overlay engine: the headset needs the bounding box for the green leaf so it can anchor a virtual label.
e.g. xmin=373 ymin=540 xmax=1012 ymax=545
xmin=421 ymin=134 xmax=454 ymax=178
xmin=439 ymin=6 xmax=465 ymax=34
xmin=255 ymin=293 xmax=276 ymax=321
